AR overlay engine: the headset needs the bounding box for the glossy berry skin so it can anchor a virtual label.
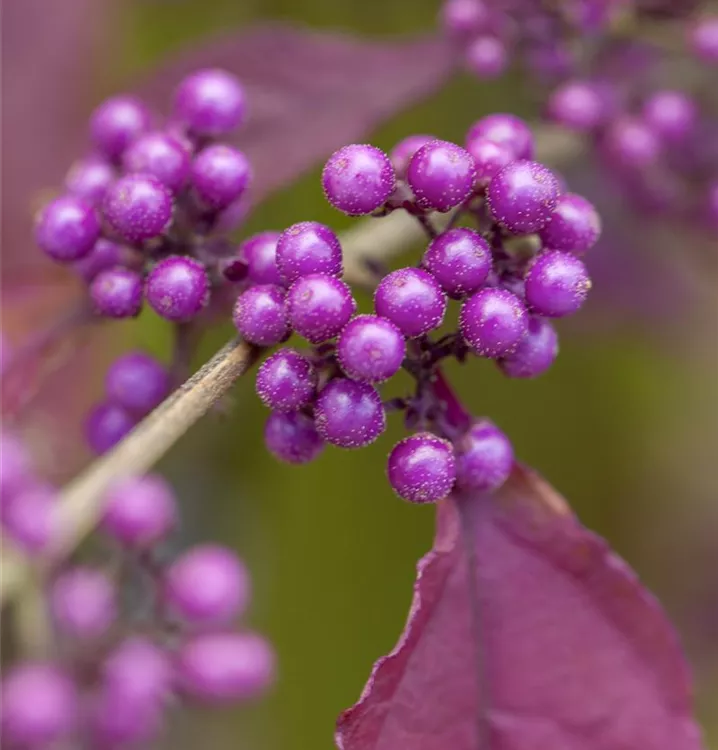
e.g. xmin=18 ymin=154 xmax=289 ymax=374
xmin=322 ymin=144 xmax=396 ymax=215
xmin=50 ymin=567 xmax=116 ymax=640
xmin=487 ymin=160 xmax=561 ymax=234
xmin=146 ymin=256 xmax=210 ymax=322
xmin=122 ymin=131 xmax=190 ymax=193
xmin=465 ymin=137 xmax=514 ymax=187
xmin=539 ymin=193 xmax=601 ymax=255
xmin=255 ymin=349 xmax=317 ymax=412
xmin=387 ymin=433 xmax=456 ymax=503
xmin=90 ymin=95 xmax=151 ymax=160
xmin=422 ymin=227 xmax=492 ymax=298
xmin=173 ymin=69 xmax=246 ymax=137
xmin=72 ymin=239 xmax=125 ymax=282
xmin=601 ymin=117 xmax=660 ymax=170
xmin=465 ymin=36 xmax=507 ymax=79
xmin=65 ymin=156 xmax=115 ymax=204
xmin=164 ymin=544 xmax=250 ymax=628
xmin=35 ymin=195 xmax=100 ymax=262
xmin=498 ymin=317 xmax=558 ymax=378
xmin=460 ymin=288 xmax=528 ymax=358
xmin=524 ymin=250 xmax=590 ymax=318
xmin=287 ymin=274 xmax=355 ymax=344
xmin=642 ymin=90 xmax=697 ymax=143
xmin=241 ymin=231 xmax=282 ymax=285
xmin=105 ymin=351 xmax=170 ymax=416
xmin=90 ymin=267 xmax=143 ymax=318
xmin=85 ymin=401 xmax=136 ymax=454
xmin=455 ymin=421 xmax=513 ymax=492
xmin=689 ymin=17 xmax=718 ymax=63
xmin=546 ymin=80 xmax=607 ymax=132
xmin=389 ymin=134 xmax=434 ymax=180
xmin=264 ymin=411 xmax=324 ymax=464
xmin=314 ymin=378 xmax=386 ymax=449
xmin=276 ymin=222 xmax=343 ymax=285
xmin=176 ymin=632 xmax=275 ymax=703
xmin=233 ymin=284 xmax=289 ymax=346
xmin=466 ymin=113 xmax=534 ymax=161
xmin=337 ymin=314 xmax=406 ymax=383
xmin=104 ymin=173 xmax=173 ymax=243
xmin=102 ymin=474 xmax=177 ymax=548
xmin=406 ymin=139 xmax=476 ymax=212
xmin=374 ymin=267 xmax=447 ymax=338
xmin=2 ymin=482 xmax=57 ymax=553
xmin=191 ymin=144 xmax=252 ymax=210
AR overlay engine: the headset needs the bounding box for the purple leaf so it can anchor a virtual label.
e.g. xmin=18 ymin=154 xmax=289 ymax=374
xmin=336 ymin=464 xmax=703 ymax=750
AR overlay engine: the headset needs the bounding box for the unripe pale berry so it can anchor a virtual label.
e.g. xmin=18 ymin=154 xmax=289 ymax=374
xmin=145 ymin=255 xmax=210 ymax=322
xmin=105 ymin=351 xmax=170 ymax=416
xmin=374 ymin=267 xmax=447 ymax=338
xmin=466 ymin=113 xmax=534 ymax=161
xmin=90 ymin=267 xmax=144 ymax=318
xmin=276 ymin=221 xmax=343 ymax=285
xmin=524 ymin=250 xmax=591 ymax=318
xmin=173 ymin=69 xmax=247 ymax=137
xmin=407 ymin=139 xmax=476 ymax=212
xmin=264 ymin=411 xmax=324 ymax=464
xmin=191 ymin=144 xmax=252 ymax=210
xmin=103 ymin=173 xmax=173 ymax=243
xmin=233 ymin=284 xmax=289 ymax=346
xmin=90 ymin=95 xmax=151 ymax=160
xmin=422 ymin=227 xmax=492 ymax=298
xmin=314 ymin=378 xmax=386 ymax=449
xmin=255 ymin=349 xmax=317 ymax=412
xmin=539 ymin=193 xmax=601 ymax=255
xmin=337 ymin=314 xmax=406 ymax=383
xmin=387 ymin=433 xmax=456 ymax=503
xmin=50 ymin=566 xmax=116 ymax=639
xmin=35 ymin=195 xmax=100 ymax=262
xmin=122 ymin=131 xmax=191 ymax=193
xmin=460 ymin=287 xmax=528 ymax=358
xmin=287 ymin=274 xmax=356 ymax=344
xmin=455 ymin=420 xmax=513 ymax=492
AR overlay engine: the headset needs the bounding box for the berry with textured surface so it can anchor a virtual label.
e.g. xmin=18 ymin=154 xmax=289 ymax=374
xmin=35 ymin=195 xmax=100 ymax=262
xmin=337 ymin=314 xmax=406 ymax=383
xmin=264 ymin=411 xmax=324 ymax=464
xmin=387 ymin=433 xmax=456 ymax=503
xmin=374 ymin=267 xmax=446 ymax=338
xmin=524 ymin=250 xmax=591 ymax=317
xmin=90 ymin=267 xmax=143 ymax=318
xmin=459 ymin=287 xmax=528 ymax=358
xmin=287 ymin=274 xmax=356 ymax=344
xmin=255 ymin=349 xmax=317 ymax=412
xmin=406 ymin=139 xmax=476 ymax=212
xmin=233 ymin=284 xmax=289 ymax=346
xmin=422 ymin=227 xmax=492 ymax=298
xmin=498 ymin=317 xmax=558 ymax=378
xmin=314 ymin=378 xmax=386 ymax=448
xmin=455 ymin=420 xmax=514 ymax=491
xmin=123 ymin=131 xmax=190 ymax=193
xmin=240 ymin=231 xmax=282 ymax=286
xmin=104 ymin=173 xmax=173 ymax=243
xmin=276 ymin=222 xmax=343 ymax=285
xmin=146 ymin=256 xmax=210 ymax=322
xmin=539 ymin=192 xmax=601 ymax=254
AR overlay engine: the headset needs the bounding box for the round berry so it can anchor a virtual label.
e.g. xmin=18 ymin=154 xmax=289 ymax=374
xmin=264 ymin=411 xmax=324 ymax=464
xmin=233 ymin=284 xmax=289 ymax=346
xmin=173 ymin=69 xmax=246 ymax=137
xmin=546 ymin=80 xmax=607 ymax=132
xmin=322 ymin=144 xmax=396 ymax=215
xmin=389 ymin=134 xmax=435 ymax=180
xmin=337 ymin=315 xmax=406 ymax=383
xmin=487 ymin=160 xmax=561 ymax=234
xmin=122 ymin=131 xmax=190 ymax=193
xmin=240 ymin=231 xmax=282 ymax=285
xmin=72 ymin=239 xmax=125 ymax=283
xmin=465 ymin=137 xmax=514 ymax=187
xmin=465 ymin=35 xmax=507 ymax=79
xmin=2 ymin=482 xmax=57 ymax=553
xmin=689 ymin=16 xmax=718 ymax=63
xmin=539 ymin=193 xmax=601 ymax=254
xmin=498 ymin=317 xmax=558 ymax=378
xmin=407 ymin=139 xmax=476 ymax=212
xmin=374 ymin=267 xmax=446 ymax=338
xmin=601 ymin=117 xmax=660 ymax=170
xmin=90 ymin=95 xmax=151 ymax=160
xmin=459 ymin=288 xmax=528 ymax=358
xmin=524 ymin=250 xmax=590 ymax=317
xmin=466 ymin=113 xmax=534 ymax=160
xmin=276 ymin=221 xmax=343 ymax=285
xmin=455 ymin=421 xmax=513 ymax=492
xmin=287 ymin=274 xmax=356 ymax=344
xmin=35 ymin=195 xmax=100 ymax=262
xmin=191 ymin=144 xmax=252 ymax=210
xmin=104 ymin=173 xmax=173 ymax=243
xmin=422 ymin=227 xmax=492 ymax=298
xmin=50 ymin=567 xmax=116 ymax=639
xmin=387 ymin=433 xmax=456 ymax=503
xmin=315 ymin=379 xmax=386 ymax=448
xmin=105 ymin=351 xmax=170 ymax=416
xmin=642 ymin=90 xmax=697 ymax=143
xmin=146 ymin=256 xmax=210 ymax=322
xmin=440 ymin=0 xmax=490 ymax=36
xmin=0 ymin=430 xmax=33 ymax=502
xmin=255 ymin=349 xmax=317 ymax=412
xmin=90 ymin=267 xmax=143 ymax=318
xmin=65 ymin=156 xmax=115 ymax=204
xmin=85 ymin=401 xmax=136 ymax=454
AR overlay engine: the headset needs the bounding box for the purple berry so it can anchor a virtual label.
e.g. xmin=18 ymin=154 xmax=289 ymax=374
xmin=65 ymin=156 xmax=115 ymax=204
xmin=233 ymin=284 xmax=289 ymax=346
xmin=85 ymin=401 xmax=136 ymax=454
xmin=546 ymin=80 xmax=607 ymax=132
xmin=90 ymin=267 xmax=143 ymax=318
xmin=524 ymin=250 xmax=591 ymax=317
xmin=466 ymin=113 xmax=534 ymax=160
xmin=337 ymin=314 xmax=406 ymax=383
xmin=50 ymin=566 xmax=116 ymax=639
xmin=455 ymin=420 xmax=513 ymax=491
xmin=35 ymin=195 xmax=100 ymax=262
xmin=374 ymin=267 xmax=446 ymax=338
xmin=276 ymin=221 xmax=343 ymax=285
xmin=191 ymin=144 xmax=252 ymax=210
xmin=90 ymin=95 xmax=151 ymax=160
xmin=176 ymin=632 xmax=275 ymax=703
xmin=459 ymin=288 xmax=528 ymax=358
xmin=387 ymin=433 xmax=456 ymax=503
xmin=0 ymin=430 xmax=33 ymax=502
xmin=498 ymin=317 xmax=558 ymax=378
xmin=123 ymin=131 xmax=190 ymax=193
xmin=601 ymin=117 xmax=660 ymax=170
xmin=314 ymin=379 xmax=386 ymax=448
xmin=689 ymin=16 xmax=718 ymax=63
xmin=465 ymin=35 xmax=507 ymax=79
xmin=406 ymin=139 xmax=476 ymax=212
xmin=465 ymin=137 xmax=514 ymax=187
xmin=105 ymin=351 xmax=170 ymax=416
xmin=240 ymin=231 xmax=282 ymax=285
xmin=255 ymin=349 xmax=317 ymax=412
xmin=539 ymin=192 xmax=601 ymax=255
xmin=422 ymin=227 xmax=492 ymax=297
xmin=146 ymin=255 xmax=210 ymax=322
xmin=173 ymin=69 xmax=246 ymax=137
xmin=265 ymin=411 xmax=324 ymax=464
xmin=389 ymin=134 xmax=435 ymax=180
xmin=322 ymin=144 xmax=396 ymax=215
xmin=487 ymin=160 xmax=561 ymax=234
xmin=440 ymin=0 xmax=490 ymax=36
xmin=72 ymin=238 xmax=125 ymax=282
xmin=104 ymin=173 xmax=173 ymax=243
xmin=642 ymin=90 xmax=697 ymax=143
xmin=2 ymin=482 xmax=56 ymax=553
xmin=287 ymin=274 xmax=356 ymax=344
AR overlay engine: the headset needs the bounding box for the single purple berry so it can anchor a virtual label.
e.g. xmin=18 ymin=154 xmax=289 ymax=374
xmin=466 ymin=113 xmax=534 ymax=160
xmin=264 ymin=411 xmax=324 ymax=464
xmin=255 ymin=349 xmax=317 ymax=412
xmin=287 ymin=274 xmax=356 ymax=344
xmin=50 ymin=567 xmax=116 ymax=640
xmin=374 ymin=267 xmax=447 ymax=338
xmin=276 ymin=222 xmax=343 ymax=285
xmin=389 ymin=134 xmax=435 ymax=180
xmin=72 ymin=239 xmax=125 ymax=283
xmin=539 ymin=193 xmax=601 ymax=255
xmin=35 ymin=195 xmax=100 ymax=262
xmin=455 ymin=420 xmax=513 ymax=491
xmin=90 ymin=267 xmax=143 ymax=318
xmin=546 ymin=80 xmax=607 ymax=132
xmin=422 ymin=227 xmax=493 ymax=298
xmin=2 ymin=482 xmax=56 ymax=553
xmin=102 ymin=474 xmax=177 ymax=548
xmin=459 ymin=287 xmax=528 ymax=358
xmin=90 ymin=95 xmax=151 ymax=160
xmin=406 ymin=139 xmax=476 ymax=212
xmin=191 ymin=144 xmax=252 ymax=210
xmin=498 ymin=317 xmax=558 ymax=378
xmin=176 ymin=632 xmax=275 ymax=703
xmin=337 ymin=314 xmax=406 ymax=383
xmin=240 ymin=231 xmax=282 ymax=285
xmin=642 ymin=90 xmax=697 ymax=142
xmin=123 ymin=131 xmax=191 ymax=193
xmin=314 ymin=378 xmax=386 ymax=449
xmin=487 ymin=160 xmax=561 ymax=234
xmin=105 ymin=351 xmax=170 ymax=416
xmin=601 ymin=117 xmax=660 ymax=170
xmin=65 ymin=156 xmax=115 ymax=204
xmin=104 ymin=173 xmax=173 ymax=243
xmin=524 ymin=250 xmax=591 ymax=317
xmin=85 ymin=401 xmax=136 ymax=454
xmin=440 ymin=0 xmax=490 ymax=36
xmin=465 ymin=137 xmax=514 ymax=187
xmin=233 ymin=284 xmax=289 ymax=346
xmin=387 ymin=432 xmax=456 ymax=503
xmin=146 ymin=256 xmax=210 ymax=322
xmin=173 ymin=69 xmax=246 ymax=137
xmin=465 ymin=35 xmax=508 ymax=79
xmin=689 ymin=16 xmax=718 ymax=63
xmin=0 ymin=430 xmax=33 ymax=503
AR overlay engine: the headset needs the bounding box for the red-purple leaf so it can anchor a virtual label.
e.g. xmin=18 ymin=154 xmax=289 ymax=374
xmin=337 ymin=465 xmax=704 ymax=750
